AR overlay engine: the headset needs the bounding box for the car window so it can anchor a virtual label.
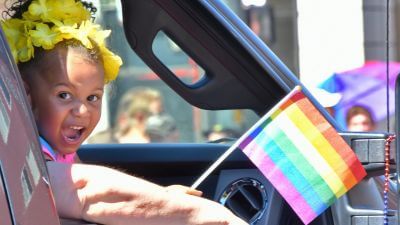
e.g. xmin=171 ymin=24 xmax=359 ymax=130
xmin=87 ymin=1 xmax=261 ymax=144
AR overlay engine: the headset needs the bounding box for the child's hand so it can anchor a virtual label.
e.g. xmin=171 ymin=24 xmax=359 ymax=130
xmin=166 ymin=184 xmax=203 ymax=197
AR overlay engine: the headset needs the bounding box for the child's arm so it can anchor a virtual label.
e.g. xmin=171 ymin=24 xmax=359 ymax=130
xmin=47 ymin=162 xmax=247 ymax=225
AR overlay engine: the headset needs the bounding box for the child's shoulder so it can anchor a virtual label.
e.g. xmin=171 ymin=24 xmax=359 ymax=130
xmin=39 ymin=136 xmax=57 ymax=161
xmin=39 ymin=136 xmax=76 ymax=163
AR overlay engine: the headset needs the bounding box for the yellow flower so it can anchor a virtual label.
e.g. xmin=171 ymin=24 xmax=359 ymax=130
xmin=1 ymin=19 xmax=34 ymax=63
xmin=1 ymin=19 xmax=23 ymax=46
xmin=30 ymin=23 xmax=62 ymax=50
xmin=23 ymin=0 xmax=90 ymax=24
xmin=57 ymin=0 xmax=91 ymax=22
xmin=25 ymin=0 xmax=50 ymax=21
xmin=15 ymin=35 xmax=34 ymax=62
xmin=89 ymin=29 xmax=111 ymax=47
xmin=61 ymin=20 xmax=97 ymax=49
xmin=100 ymin=46 xmax=123 ymax=83
xmin=2 ymin=0 xmax=123 ymax=82
xmin=56 ymin=22 xmax=78 ymax=39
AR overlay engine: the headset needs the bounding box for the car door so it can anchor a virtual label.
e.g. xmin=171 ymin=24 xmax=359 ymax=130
xmin=0 ymin=27 xmax=61 ymax=225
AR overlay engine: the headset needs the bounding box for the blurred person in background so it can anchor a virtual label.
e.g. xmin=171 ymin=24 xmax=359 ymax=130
xmin=144 ymin=88 xmax=179 ymax=142
xmin=346 ymin=105 xmax=375 ymax=132
xmin=203 ymin=124 xmax=239 ymax=142
xmin=89 ymin=87 xmax=178 ymax=143
xmin=114 ymin=88 xmax=153 ymax=143
xmin=87 ymin=88 xmax=153 ymax=143
xmin=146 ymin=114 xmax=179 ymax=142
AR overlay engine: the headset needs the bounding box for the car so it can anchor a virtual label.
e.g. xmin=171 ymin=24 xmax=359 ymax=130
xmin=0 ymin=0 xmax=397 ymax=224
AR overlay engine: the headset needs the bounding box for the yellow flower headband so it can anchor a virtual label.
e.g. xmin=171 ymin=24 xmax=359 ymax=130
xmin=1 ymin=0 xmax=122 ymax=83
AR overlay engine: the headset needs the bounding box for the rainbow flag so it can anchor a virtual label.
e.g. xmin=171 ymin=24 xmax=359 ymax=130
xmin=238 ymin=86 xmax=366 ymax=224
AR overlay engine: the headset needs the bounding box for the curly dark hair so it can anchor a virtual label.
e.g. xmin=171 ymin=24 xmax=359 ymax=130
xmin=2 ymin=0 xmax=97 ymax=20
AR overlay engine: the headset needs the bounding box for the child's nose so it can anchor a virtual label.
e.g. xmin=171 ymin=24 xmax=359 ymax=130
xmin=73 ymin=102 xmax=89 ymax=117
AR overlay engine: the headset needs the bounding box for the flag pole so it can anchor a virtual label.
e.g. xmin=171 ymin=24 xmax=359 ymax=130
xmin=191 ymin=86 xmax=301 ymax=189
xmin=191 ymin=143 xmax=239 ymax=189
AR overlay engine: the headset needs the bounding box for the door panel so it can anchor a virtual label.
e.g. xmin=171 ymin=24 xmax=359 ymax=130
xmin=0 ymin=164 xmax=13 ymax=225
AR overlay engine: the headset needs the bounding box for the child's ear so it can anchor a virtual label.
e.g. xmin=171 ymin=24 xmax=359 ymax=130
xmin=23 ymin=80 xmax=32 ymax=107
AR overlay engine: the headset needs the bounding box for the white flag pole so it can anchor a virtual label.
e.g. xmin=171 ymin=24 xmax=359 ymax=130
xmin=191 ymin=142 xmax=240 ymax=189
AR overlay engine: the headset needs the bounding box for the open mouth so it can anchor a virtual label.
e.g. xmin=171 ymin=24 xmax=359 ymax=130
xmin=62 ymin=126 xmax=86 ymax=144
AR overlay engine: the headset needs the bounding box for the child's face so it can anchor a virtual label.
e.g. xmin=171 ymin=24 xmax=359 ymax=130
xmin=27 ymin=46 xmax=105 ymax=155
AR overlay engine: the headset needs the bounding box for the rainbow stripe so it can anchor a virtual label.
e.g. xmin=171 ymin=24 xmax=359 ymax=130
xmin=238 ymin=87 xmax=366 ymax=225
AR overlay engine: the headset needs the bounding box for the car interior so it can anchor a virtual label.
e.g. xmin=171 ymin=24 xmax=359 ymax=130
xmin=0 ymin=0 xmax=398 ymax=225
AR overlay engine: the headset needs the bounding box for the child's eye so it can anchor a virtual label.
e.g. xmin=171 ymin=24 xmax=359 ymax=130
xmin=58 ymin=92 xmax=71 ymax=100
xmin=87 ymin=95 xmax=100 ymax=102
